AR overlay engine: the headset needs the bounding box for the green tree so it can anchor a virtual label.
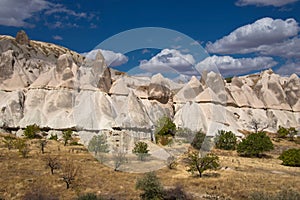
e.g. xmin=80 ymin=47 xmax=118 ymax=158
xmin=191 ymin=130 xmax=206 ymax=150
xmin=277 ymin=126 xmax=298 ymax=141
xmin=132 ymin=141 xmax=150 ymax=161
xmin=186 ymin=151 xmax=220 ymax=177
xmin=279 ymin=148 xmax=300 ymax=167
xmin=24 ymin=124 xmax=40 ymax=139
xmin=155 ymin=116 xmax=176 ymax=137
xmin=214 ymin=130 xmax=237 ymax=150
xmin=237 ymin=132 xmax=274 ymax=157
xmin=88 ymin=135 xmax=109 ymax=155
xmin=136 ymin=172 xmax=164 ymax=200
xmin=62 ymin=129 xmax=73 ymax=146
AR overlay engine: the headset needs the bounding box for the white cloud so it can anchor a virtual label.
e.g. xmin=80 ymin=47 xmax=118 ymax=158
xmin=206 ymin=17 xmax=299 ymax=55
xmin=196 ymin=55 xmax=277 ymax=76
xmin=82 ymin=49 xmax=128 ymax=67
xmin=235 ymin=0 xmax=299 ymax=7
xmin=0 ymin=0 xmax=96 ymax=28
xmin=139 ymin=49 xmax=197 ymax=75
xmin=52 ymin=35 xmax=63 ymax=40
xmin=258 ymin=37 xmax=300 ymax=58
xmin=276 ymin=62 xmax=300 ymax=76
xmin=0 ymin=0 xmax=49 ymax=27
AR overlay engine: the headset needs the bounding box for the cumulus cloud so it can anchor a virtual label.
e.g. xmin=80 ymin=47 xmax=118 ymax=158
xmin=0 ymin=0 xmax=49 ymax=27
xmin=276 ymin=62 xmax=300 ymax=76
xmin=235 ymin=0 xmax=299 ymax=7
xmin=0 ymin=0 xmax=96 ymax=28
xmin=82 ymin=49 xmax=128 ymax=67
xmin=139 ymin=49 xmax=197 ymax=76
xmin=206 ymin=17 xmax=299 ymax=55
xmin=196 ymin=55 xmax=277 ymax=77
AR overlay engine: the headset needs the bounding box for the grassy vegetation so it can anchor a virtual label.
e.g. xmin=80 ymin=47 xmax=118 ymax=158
xmin=0 ymin=132 xmax=299 ymax=199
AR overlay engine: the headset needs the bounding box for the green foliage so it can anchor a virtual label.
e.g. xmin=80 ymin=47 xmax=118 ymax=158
xmin=176 ymin=127 xmax=195 ymax=143
xmin=186 ymin=151 xmax=220 ymax=177
xmin=155 ymin=116 xmax=176 ymax=137
xmin=88 ymin=135 xmax=109 ymax=155
xmin=49 ymin=134 xmax=58 ymax=140
xmin=279 ymin=148 xmax=300 ymax=167
xmin=14 ymin=138 xmax=30 ymax=158
xmin=237 ymin=132 xmax=274 ymax=157
xmin=62 ymin=129 xmax=73 ymax=146
xmin=225 ymin=76 xmax=233 ymax=83
xmin=277 ymin=126 xmax=298 ymax=140
xmin=215 ymin=130 xmax=237 ymax=150
xmin=191 ymin=130 xmax=206 ymax=150
xmin=132 ymin=141 xmax=150 ymax=161
xmin=24 ymin=124 xmax=40 ymax=139
xmin=136 ymin=172 xmax=164 ymax=200
xmin=2 ymin=135 xmax=16 ymax=150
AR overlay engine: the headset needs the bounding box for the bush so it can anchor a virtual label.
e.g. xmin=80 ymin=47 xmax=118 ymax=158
xmin=279 ymin=148 xmax=300 ymax=167
xmin=62 ymin=129 xmax=73 ymax=146
xmin=237 ymin=132 xmax=274 ymax=157
xmin=49 ymin=134 xmax=58 ymax=140
xmin=2 ymin=135 xmax=16 ymax=150
xmin=191 ymin=130 xmax=206 ymax=150
xmin=24 ymin=124 xmax=40 ymax=139
xmin=185 ymin=151 xmax=220 ymax=177
xmin=165 ymin=155 xmax=178 ymax=170
xmin=215 ymin=130 xmax=237 ymax=150
xmin=163 ymin=185 xmax=193 ymax=200
xmin=14 ymin=138 xmax=30 ymax=158
xmin=136 ymin=172 xmax=164 ymax=200
xmin=155 ymin=116 xmax=176 ymax=137
xmin=132 ymin=141 xmax=150 ymax=161
xmin=277 ymin=126 xmax=298 ymax=140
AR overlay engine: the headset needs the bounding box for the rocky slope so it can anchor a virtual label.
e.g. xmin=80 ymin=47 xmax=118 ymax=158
xmin=0 ymin=32 xmax=299 ymax=138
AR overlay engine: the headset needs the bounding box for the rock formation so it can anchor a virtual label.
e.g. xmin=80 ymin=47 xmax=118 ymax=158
xmin=0 ymin=33 xmax=299 ymax=139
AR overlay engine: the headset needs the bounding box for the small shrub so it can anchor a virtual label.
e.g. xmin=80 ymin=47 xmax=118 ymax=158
xmin=45 ymin=155 xmax=60 ymax=174
xmin=136 ymin=172 xmax=164 ymax=200
xmin=279 ymin=148 xmax=300 ymax=167
xmin=24 ymin=124 xmax=40 ymax=139
xmin=39 ymin=139 xmax=47 ymax=154
xmin=277 ymin=126 xmax=298 ymax=141
xmin=165 ymin=155 xmax=178 ymax=170
xmin=215 ymin=130 xmax=237 ymax=150
xmin=164 ymin=185 xmax=193 ymax=200
xmin=14 ymin=138 xmax=30 ymax=158
xmin=155 ymin=116 xmax=176 ymax=137
xmin=185 ymin=151 xmax=220 ymax=177
xmin=132 ymin=141 xmax=150 ymax=161
xmin=237 ymin=132 xmax=273 ymax=157
xmin=62 ymin=129 xmax=73 ymax=146
xmin=49 ymin=134 xmax=58 ymax=140
xmin=191 ymin=130 xmax=206 ymax=150
xmin=2 ymin=135 xmax=16 ymax=150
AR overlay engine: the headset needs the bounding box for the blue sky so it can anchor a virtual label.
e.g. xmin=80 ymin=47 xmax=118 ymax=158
xmin=0 ymin=0 xmax=300 ymax=77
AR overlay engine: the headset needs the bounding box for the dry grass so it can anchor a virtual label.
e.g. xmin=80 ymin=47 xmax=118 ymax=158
xmin=0 ymin=133 xmax=299 ymax=200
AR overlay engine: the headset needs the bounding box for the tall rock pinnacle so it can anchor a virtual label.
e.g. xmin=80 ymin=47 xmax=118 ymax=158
xmin=15 ymin=30 xmax=30 ymax=45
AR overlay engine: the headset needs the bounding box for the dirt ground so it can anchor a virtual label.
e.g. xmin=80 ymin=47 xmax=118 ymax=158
xmin=0 ymin=133 xmax=299 ymax=200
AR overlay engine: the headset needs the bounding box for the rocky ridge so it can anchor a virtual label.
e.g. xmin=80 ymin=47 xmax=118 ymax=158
xmin=0 ymin=32 xmax=299 ymax=138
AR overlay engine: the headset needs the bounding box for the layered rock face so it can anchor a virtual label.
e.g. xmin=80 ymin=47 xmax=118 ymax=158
xmin=0 ymin=33 xmax=299 ymax=137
